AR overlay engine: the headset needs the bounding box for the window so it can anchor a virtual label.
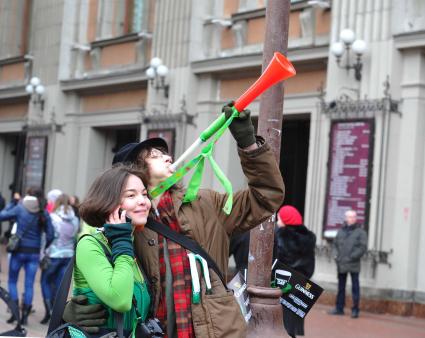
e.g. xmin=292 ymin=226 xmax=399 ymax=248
xmin=0 ymin=0 xmax=31 ymax=59
xmin=96 ymin=0 xmax=147 ymax=40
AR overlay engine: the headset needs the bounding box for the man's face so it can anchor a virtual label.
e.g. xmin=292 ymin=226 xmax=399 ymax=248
xmin=144 ymin=148 xmax=174 ymax=183
xmin=345 ymin=211 xmax=357 ymax=225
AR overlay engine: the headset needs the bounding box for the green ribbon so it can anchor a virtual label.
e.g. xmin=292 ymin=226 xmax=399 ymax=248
xmin=149 ymin=107 xmax=239 ymax=214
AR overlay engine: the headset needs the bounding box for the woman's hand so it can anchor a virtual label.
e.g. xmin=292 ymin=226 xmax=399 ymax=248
xmin=103 ymin=209 xmax=134 ymax=261
xmin=107 ymin=207 xmax=127 ymax=225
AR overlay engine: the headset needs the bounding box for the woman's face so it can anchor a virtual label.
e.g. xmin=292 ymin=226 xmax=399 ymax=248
xmin=120 ymin=174 xmax=151 ymax=229
xmin=144 ymin=148 xmax=174 ymax=184
xmin=69 ymin=196 xmax=75 ymax=205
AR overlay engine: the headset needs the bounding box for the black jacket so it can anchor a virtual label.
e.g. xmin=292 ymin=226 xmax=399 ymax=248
xmin=274 ymin=225 xmax=316 ymax=279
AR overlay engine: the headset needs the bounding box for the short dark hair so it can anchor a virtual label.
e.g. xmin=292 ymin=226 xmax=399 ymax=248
xmin=79 ymin=165 xmax=148 ymax=228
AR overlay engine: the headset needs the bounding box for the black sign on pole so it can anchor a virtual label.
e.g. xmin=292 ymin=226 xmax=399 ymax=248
xmin=23 ymin=136 xmax=48 ymax=192
xmin=272 ymin=260 xmax=323 ymax=319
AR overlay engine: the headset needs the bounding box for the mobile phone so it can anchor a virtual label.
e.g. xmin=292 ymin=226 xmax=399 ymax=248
xmin=118 ymin=208 xmax=132 ymax=223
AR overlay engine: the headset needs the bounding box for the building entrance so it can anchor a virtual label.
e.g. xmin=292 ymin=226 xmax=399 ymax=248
xmin=0 ymin=132 xmax=26 ymax=198
xmin=280 ymin=116 xmax=310 ymax=216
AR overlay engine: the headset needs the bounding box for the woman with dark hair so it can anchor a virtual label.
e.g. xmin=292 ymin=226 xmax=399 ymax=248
xmin=40 ymin=193 xmax=79 ymax=324
xmin=0 ymin=187 xmax=54 ymax=325
xmin=274 ymin=205 xmax=316 ymax=338
xmin=69 ymin=195 xmax=80 ymax=219
xmin=73 ymin=165 xmax=152 ymax=336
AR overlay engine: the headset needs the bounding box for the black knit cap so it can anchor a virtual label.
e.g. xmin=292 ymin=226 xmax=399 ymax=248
xmin=112 ymin=138 xmax=169 ymax=165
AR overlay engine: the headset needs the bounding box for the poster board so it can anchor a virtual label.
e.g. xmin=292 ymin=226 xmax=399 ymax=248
xmin=272 ymin=260 xmax=323 ymax=319
xmin=227 ymin=271 xmax=252 ymax=322
xmin=22 ymin=136 xmax=48 ymax=192
xmin=323 ymin=120 xmax=374 ymax=238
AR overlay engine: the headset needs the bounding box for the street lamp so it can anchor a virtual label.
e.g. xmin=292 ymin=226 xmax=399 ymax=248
xmin=331 ymin=28 xmax=367 ymax=81
xmin=25 ymin=76 xmax=45 ymax=110
xmin=145 ymin=57 xmax=169 ymax=98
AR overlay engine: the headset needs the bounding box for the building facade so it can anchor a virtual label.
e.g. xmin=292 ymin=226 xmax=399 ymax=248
xmin=0 ymin=0 xmax=424 ymax=315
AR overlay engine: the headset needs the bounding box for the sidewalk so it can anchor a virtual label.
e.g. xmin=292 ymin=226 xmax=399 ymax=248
xmin=305 ymin=304 xmax=425 ymax=338
xmin=1 ymin=244 xmax=425 ymax=337
xmin=0 ymin=245 xmax=49 ymax=337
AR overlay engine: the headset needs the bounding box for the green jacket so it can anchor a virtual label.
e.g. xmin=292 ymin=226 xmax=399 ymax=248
xmin=73 ymin=232 xmax=151 ymax=331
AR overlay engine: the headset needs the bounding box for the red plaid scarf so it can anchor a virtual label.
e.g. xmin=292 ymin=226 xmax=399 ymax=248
xmin=155 ymin=191 xmax=194 ymax=338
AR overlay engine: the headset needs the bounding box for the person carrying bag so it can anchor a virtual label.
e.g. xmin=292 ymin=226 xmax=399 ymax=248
xmin=0 ymin=189 xmax=55 ymax=325
xmin=47 ymin=165 xmax=163 ymax=338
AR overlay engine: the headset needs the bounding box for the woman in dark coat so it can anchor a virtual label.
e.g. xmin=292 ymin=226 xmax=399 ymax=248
xmin=274 ymin=205 xmax=316 ymax=338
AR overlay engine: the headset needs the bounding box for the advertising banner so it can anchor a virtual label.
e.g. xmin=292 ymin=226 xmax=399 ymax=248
xmin=323 ymin=120 xmax=374 ymax=237
xmin=272 ymin=260 xmax=323 ymax=319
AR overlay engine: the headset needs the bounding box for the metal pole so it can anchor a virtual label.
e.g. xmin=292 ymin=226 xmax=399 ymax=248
xmin=247 ymin=0 xmax=290 ymax=336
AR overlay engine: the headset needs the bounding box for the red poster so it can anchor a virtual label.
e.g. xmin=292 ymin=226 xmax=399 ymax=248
xmin=323 ymin=120 xmax=374 ymax=237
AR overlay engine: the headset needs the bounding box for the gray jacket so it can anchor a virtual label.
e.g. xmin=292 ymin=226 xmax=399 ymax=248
xmin=333 ymin=224 xmax=367 ymax=273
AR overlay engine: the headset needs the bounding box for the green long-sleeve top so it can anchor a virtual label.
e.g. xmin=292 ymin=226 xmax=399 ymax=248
xmin=73 ymin=232 xmax=150 ymax=331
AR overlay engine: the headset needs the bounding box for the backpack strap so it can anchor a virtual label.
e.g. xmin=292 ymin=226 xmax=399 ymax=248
xmin=47 ymin=234 xmax=125 ymax=336
xmin=145 ymin=217 xmax=227 ymax=287
xmin=47 ymin=234 xmax=93 ymax=335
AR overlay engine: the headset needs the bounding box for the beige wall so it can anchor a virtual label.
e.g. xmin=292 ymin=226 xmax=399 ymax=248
xmin=246 ymin=17 xmax=266 ymax=45
xmin=100 ymin=42 xmax=137 ymax=68
xmin=81 ymin=89 xmax=147 ymax=113
xmin=87 ymin=0 xmax=98 ymax=42
xmin=0 ymin=62 xmax=25 ymax=83
xmin=221 ymin=8 xmax=330 ymax=49
xmin=224 ymin=0 xmax=239 ymax=17
xmin=219 ymin=69 xmax=326 ymax=100
xmin=0 ymin=102 xmax=27 ymax=120
xmin=316 ymin=9 xmax=331 ymax=36
xmin=285 ymin=69 xmax=326 ymax=94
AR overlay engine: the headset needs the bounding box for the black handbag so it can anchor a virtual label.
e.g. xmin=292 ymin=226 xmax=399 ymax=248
xmin=7 ymin=211 xmax=44 ymax=253
xmin=6 ymin=234 xmax=21 ymax=253
xmin=40 ymin=255 xmax=52 ymax=270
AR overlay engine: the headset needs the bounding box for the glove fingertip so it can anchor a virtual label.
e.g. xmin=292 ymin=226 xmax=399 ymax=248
xmin=73 ymin=295 xmax=88 ymax=304
xmin=84 ymin=327 xmax=100 ymax=334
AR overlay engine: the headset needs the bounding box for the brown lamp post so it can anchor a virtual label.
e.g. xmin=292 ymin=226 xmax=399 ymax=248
xmin=247 ymin=0 xmax=291 ymax=337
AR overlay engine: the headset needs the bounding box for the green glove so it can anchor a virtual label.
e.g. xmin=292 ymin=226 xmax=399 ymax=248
xmin=222 ymin=101 xmax=256 ymax=148
xmin=103 ymin=222 xmax=134 ymax=262
xmin=63 ymin=295 xmax=107 ymax=334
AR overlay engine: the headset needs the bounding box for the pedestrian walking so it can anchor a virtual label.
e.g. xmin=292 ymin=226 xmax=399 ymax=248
xmin=46 ymin=189 xmax=62 ymax=214
xmin=69 ymin=194 xmax=81 ymax=219
xmin=328 ymin=210 xmax=367 ymax=318
xmin=0 ymin=187 xmax=54 ymax=325
xmin=63 ymin=103 xmax=285 ymax=337
xmin=274 ymin=205 xmax=316 ymax=338
xmin=40 ymin=193 xmax=79 ymax=324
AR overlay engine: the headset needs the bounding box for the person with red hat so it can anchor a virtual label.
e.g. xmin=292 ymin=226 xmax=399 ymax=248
xmin=274 ymin=205 xmax=316 ymax=338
